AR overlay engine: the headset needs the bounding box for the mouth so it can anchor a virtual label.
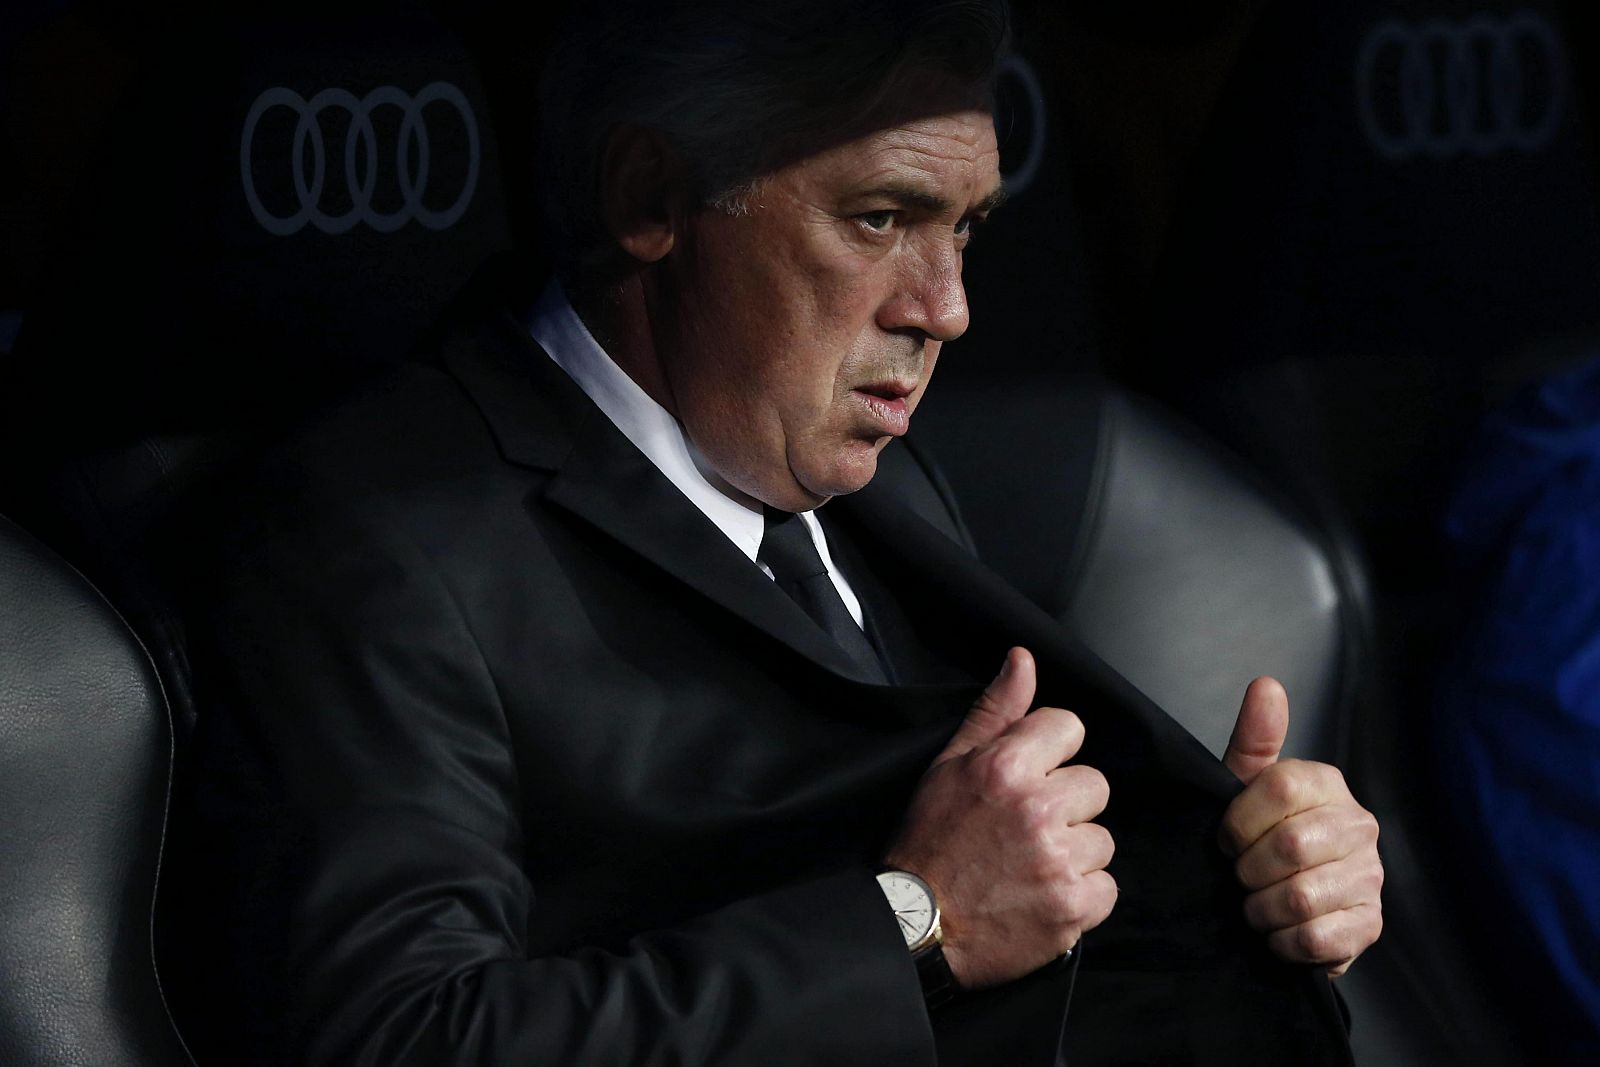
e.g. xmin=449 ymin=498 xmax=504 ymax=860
xmin=851 ymin=379 xmax=917 ymax=437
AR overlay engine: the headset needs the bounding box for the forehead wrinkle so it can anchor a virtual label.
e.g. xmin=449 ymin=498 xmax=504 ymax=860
xmin=866 ymin=128 xmax=997 ymax=169
xmin=787 ymin=110 xmax=1000 ymax=216
xmin=850 ymin=144 xmax=1002 ymax=215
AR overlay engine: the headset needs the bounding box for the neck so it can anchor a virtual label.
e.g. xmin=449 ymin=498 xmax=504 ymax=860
xmin=570 ymin=272 xmax=680 ymax=418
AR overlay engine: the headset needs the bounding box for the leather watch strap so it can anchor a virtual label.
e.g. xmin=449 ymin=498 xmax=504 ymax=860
xmin=914 ymin=942 xmax=957 ymax=1009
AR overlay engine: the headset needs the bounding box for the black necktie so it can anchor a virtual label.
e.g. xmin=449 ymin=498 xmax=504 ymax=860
xmin=758 ymin=508 xmax=888 ymax=684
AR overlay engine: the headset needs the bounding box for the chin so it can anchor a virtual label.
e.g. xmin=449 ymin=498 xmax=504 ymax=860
xmin=797 ymin=449 xmax=882 ymax=501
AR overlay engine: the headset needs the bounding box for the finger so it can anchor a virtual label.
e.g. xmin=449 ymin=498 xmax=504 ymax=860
xmin=1044 ymin=763 xmax=1111 ymax=824
xmin=1241 ymin=853 xmax=1385 ymax=932
xmin=1234 ymin=802 xmax=1380 ymax=890
xmin=1045 ymin=867 xmax=1120 ymax=956
xmin=1219 ymin=759 xmax=1348 ymax=857
xmin=1060 ymin=820 xmax=1115 ymax=875
xmin=1223 ymin=676 xmax=1289 ymax=784
xmin=1073 ymin=868 xmax=1119 ymax=938
xmin=1265 ymin=903 xmax=1383 ymax=973
xmin=990 ymin=705 xmax=1086 ymax=778
xmin=938 ymin=647 xmax=1036 ymax=764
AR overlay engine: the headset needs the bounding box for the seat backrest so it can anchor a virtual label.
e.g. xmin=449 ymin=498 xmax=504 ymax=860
xmin=1054 ymin=390 xmax=1348 ymax=760
xmin=916 ymin=379 xmax=1351 ymax=762
xmin=0 ymin=511 xmax=190 ymax=1067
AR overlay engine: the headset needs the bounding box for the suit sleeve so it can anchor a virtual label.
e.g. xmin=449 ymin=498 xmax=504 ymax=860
xmin=184 ymin=491 xmax=936 ymax=1067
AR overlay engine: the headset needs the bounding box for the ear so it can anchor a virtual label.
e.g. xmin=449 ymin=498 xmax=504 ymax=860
xmin=598 ymin=124 xmax=690 ymax=264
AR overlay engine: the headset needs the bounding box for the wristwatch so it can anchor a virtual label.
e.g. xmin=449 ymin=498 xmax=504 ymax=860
xmin=876 ymin=868 xmax=957 ymax=1009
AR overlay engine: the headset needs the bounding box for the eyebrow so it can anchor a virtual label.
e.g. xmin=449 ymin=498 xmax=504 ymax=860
xmin=867 ymin=181 xmax=1008 ymax=217
xmin=974 ymin=184 xmax=1008 ymax=215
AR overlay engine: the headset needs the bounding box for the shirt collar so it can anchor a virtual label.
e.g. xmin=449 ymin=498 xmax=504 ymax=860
xmin=525 ymin=278 xmax=767 ymax=563
xmin=524 ymin=278 xmax=865 ymax=627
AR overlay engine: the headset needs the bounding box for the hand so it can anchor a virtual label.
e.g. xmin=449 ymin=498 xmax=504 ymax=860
xmin=884 ymin=647 xmax=1116 ymax=989
xmin=1219 ymin=678 xmax=1383 ymax=976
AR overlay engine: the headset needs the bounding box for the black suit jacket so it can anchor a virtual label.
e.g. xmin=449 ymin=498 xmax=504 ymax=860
xmin=173 ymin=269 xmax=1353 ymax=1066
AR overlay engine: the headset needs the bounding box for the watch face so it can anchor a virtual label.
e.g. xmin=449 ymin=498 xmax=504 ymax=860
xmin=877 ymin=870 xmax=936 ymax=948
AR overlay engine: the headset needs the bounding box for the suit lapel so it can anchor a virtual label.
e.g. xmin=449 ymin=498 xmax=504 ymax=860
xmin=441 ymin=298 xmax=885 ymax=685
xmin=544 ymin=407 xmax=879 ymax=681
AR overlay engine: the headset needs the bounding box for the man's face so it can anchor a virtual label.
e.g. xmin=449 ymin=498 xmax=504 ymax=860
xmin=652 ymin=80 xmax=1002 ymax=512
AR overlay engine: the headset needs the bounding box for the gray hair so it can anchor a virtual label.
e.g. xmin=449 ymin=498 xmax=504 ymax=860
xmin=538 ymin=0 xmax=1011 ymax=288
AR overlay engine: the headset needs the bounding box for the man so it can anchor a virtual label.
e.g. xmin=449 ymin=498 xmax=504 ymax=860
xmin=175 ymin=1 xmax=1381 ymax=1063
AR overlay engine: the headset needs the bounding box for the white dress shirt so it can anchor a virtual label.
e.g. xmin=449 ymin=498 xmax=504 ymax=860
xmin=526 ymin=279 xmax=867 ymax=629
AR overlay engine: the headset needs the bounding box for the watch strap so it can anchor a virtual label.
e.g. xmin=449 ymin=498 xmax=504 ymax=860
xmin=913 ymin=941 xmax=957 ymax=1010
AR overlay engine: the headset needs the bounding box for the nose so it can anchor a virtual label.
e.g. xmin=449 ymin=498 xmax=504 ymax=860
xmin=879 ymin=237 xmax=970 ymax=344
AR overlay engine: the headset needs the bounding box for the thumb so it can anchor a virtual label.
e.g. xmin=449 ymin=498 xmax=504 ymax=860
xmin=937 ymin=647 xmax=1036 ymax=764
xmin=1223 ymin=676 xmax=1290 ymax=784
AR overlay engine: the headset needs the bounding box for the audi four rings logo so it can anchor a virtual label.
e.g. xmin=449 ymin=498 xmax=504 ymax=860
xmin=241 ymin=82 xmax=480 ymax=236
xmin=1356 ymin=12 xmax=1565 ymax=162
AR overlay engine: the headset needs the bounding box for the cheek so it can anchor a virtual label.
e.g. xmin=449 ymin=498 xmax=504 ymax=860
xmin=904 ymin=343 xmax=941 ymax=413
xmin=921 ymin=339 xmax=942 ymax=380
xmin=794 ymin=290 xmax=882 ymax=407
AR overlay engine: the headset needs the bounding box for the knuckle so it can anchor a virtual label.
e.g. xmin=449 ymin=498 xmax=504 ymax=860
xmin=1089 ymin=766 xmax=1110 ymax=801
xmin=1219 ymin=816 xmax=1251 ymax=857
xmin=1365 ymin=860 xmax=1386 ymax=899
xmin=1042 ymin=879 xmax=1075 ymax=923
xmin=1274 ymin=825 xmax=1314 ymax=869
xmin=1073 ymin=766 xmax=1110 ymax=812
xmin=1017 ymin=792 xmax=1055 ymax=836
xmin=1048 ymin=873 xmax=1087 ymax=921
xmin=979 ymin=745 xmax=1029 ymax=792
xmin=1090 ymin=823 xmax=1115 ymax=866
xmin=1302 ymin=917 xmax=1355 ymax=963
xmin=1307 ymin=759 xmax=1346 ymax=794
xmin=1055 ymin=708 xmax=1086 ymax=750
xmin=1285 ymin=878 xmax=1321 ymax=922
xmin=967 ymin=696 xmax=1009 ymax=729
xmin=1089 ymin=870 xmax=1119 ymax=921
xmin=1356 ymin=808 xmax=1381 ymax=844
xmin=1259 ymin=763 xmax=1299 ymax=808
xmin=1240 ymin=889 xmax=1266 ymax=928
xmin=1296 ymin=920 xmax=1335 ymax=961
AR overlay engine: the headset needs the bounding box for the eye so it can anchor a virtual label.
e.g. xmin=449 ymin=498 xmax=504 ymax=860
xmin=955 ymin=213 xmax=988 ymax=244
xmin=857 ymin=210 xmax=896 ymax=233
xmin=956 ymin=213 xmax=988 ymax=236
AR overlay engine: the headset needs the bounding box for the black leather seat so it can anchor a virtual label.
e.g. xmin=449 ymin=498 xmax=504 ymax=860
xmin=0 ymin=512 xmax=191 ymax=1067
xmin=918 ymin=379 xmax=1354 ymax=762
